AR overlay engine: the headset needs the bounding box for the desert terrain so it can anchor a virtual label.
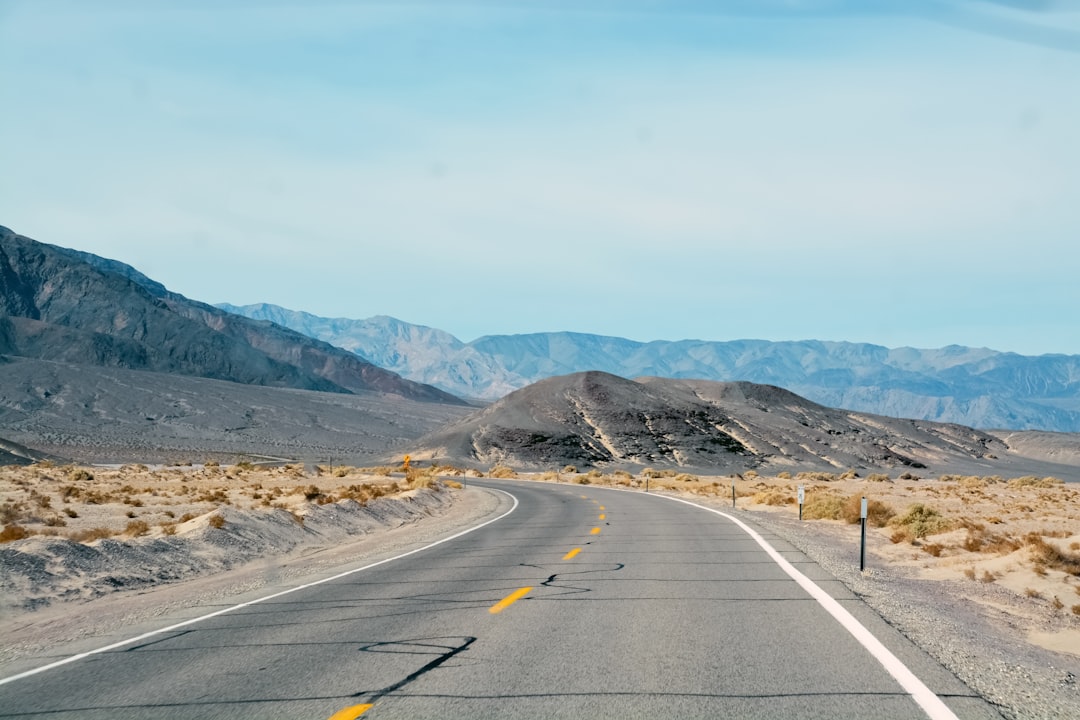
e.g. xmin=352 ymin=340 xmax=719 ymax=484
xmin=2 ymin=460 xmax=1078 ymax=717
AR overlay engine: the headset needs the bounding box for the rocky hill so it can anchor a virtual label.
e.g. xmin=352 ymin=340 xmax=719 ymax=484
xmin=406 ymin=372 xmax=1080 ymax=480
xmin=0 ymin=226 xmax=463 ymax=405
xmin=220 ymin=303 xmax=1080 ymax=432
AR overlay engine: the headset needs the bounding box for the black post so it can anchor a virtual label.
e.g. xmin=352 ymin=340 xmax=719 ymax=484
xmin=645 ymin=476 xmax=649 ymax=493
xmin=859 ymin=496 xmax=868 ymax=572
xmin=731 ymin=481 xmax=736 ymax=508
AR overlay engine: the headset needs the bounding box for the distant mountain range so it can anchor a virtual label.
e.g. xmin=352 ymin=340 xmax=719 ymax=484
xmin=218 ymin=303 xmax=1080 ymax=432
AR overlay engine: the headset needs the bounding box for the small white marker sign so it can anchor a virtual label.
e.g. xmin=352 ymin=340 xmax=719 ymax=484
xmin=860 ymin=497 xmax=868 ymax=519
xmin=797 ymin=485 xmax=805 ymax=504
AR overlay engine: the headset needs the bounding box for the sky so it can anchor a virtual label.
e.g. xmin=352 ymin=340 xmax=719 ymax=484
xmin=2 ymin=1 xmax=1079 ymax=355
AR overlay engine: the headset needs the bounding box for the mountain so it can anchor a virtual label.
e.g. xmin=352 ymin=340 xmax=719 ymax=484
xmin=0 ymin=356 xmax=469 ymax=464
xmin=219 ymin=303 xmax=1080 ymax=432
xmin=0 ymin=226 xmax=464 ymax=405
xmin=406 ymin=372 xmax=1079 ymax=479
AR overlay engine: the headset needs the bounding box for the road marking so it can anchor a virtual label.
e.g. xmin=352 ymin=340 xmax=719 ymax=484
xmin=590 ymin=527 xmax=601 ymax=535
xmin=580 ymin=494 xmax=588 ymax=499
xmin=0 ymin=490 xmax=520 ymax=688
xmin=599 ymin=513 xmax=606 ymax=520
xmin=599 ymin=505 xmax=605 ymax=510
xmin=327 ymin=703 xmax=374 ymax=720
xmin=611 ymin=487 xmax=961 ymax=720
xmin=563 ymin=548 xmax=581 ymax=560
xmin=490 ymin=586 xmax=533 ymax=614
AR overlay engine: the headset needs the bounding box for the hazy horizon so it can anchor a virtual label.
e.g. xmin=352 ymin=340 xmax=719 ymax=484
xmin=2 ymin=1 xmax=1078 ymax=355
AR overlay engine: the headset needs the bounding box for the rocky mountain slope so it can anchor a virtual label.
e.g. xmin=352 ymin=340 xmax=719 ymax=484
xmin=0 ymin=356 xmax=470 ymax=464
xmin=406 ymin=372 xmax=1080 ymax=479
xmin=0 ymin=227 xmax=463 ymax=405
xmin=221 ymin=303 xmax=1080 ymax=432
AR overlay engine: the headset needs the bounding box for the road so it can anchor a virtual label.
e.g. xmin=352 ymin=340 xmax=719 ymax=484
xmin=0 ymin=479 xmax=999 ymax=719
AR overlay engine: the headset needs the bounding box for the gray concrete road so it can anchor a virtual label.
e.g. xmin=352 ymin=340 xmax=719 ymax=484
xmin=0 ymin=480 xmax=1000 ymax=719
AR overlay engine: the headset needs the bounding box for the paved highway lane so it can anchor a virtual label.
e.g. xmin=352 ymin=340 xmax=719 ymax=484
xmin=0 ymin=480 xmax=1000 ymax=719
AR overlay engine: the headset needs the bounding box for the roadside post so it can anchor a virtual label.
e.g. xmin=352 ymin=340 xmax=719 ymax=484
xmin=798 ymin=485 xmax=805 ymax=521
xmin=859 ymin=497 xmax=868 ymax=572
xmin=645 ymin=474 xmax=649 ymax=493
xmin=731 ymin=479 xmax=736 ymax=508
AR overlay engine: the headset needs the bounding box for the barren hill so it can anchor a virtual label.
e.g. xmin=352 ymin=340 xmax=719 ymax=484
xmin=408 ymin=372 xmax=1080 ymax=479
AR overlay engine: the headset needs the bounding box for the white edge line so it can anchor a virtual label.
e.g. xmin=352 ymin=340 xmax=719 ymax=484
xmin=0 ymin=488 xmax=520 ymax=687
xmin=493 ymin=479 xmax=959 ymax=720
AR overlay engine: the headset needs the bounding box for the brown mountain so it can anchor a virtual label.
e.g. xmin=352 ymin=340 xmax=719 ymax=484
xmin=0 ymin=225 xmax=464 ymax=405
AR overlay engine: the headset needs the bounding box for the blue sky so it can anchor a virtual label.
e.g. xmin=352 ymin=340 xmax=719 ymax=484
xmin=2 ymin=1 xmax=1079 ymax=354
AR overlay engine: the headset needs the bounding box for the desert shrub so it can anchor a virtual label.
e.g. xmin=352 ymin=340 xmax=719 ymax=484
xmin=1 ymin=501 xmax=27 ymax=524
xmin=1008 ymin=476 xmax=1063 ymax=488
xmin=575 ymin=476 xmax=591 ymax=485
xmin=233 ymin=461 xmax=255 ymax=472
xmin=743 ymin=470 xmax=758 ymax=479
xmin=124 ymin=520 xmax=150 ymax=537
xmin=178 ymin=513 xmax=197 ymax=523
xmin=204 ymin=460 xmax=220 ymax=468
xmin=840 ymin=496 xmax=894 ymax=527
xmin=0 ymin=524 xmax=30 ymax=543
xmin=675 ymin=473 xmax=698 ymax=483
xmin=63 ymin=507 xmax=78 ymax=518
xmin=611 ymin=470 xmax=633 ymax=479
xmin=980 ymin=570 xmax=997 ymax=584
xmin=777 ymin=472 xmax=792 ymax=480
xmin=898 ymin=472 xmax=920 ymax=481
xmin=889 ymin=504 xmax=953 ymax=539
xmin=444 ymin=480 xmax=463 ymax=490
xmin=752 ymin=490 xmax=795 ymax=506
xmin=489 ymin=465 xmax=517 ymax=479
xmin=301 ymin=485 xmax=323 ymax=501
xmin=43 ymin=515 xmax=67 ymax=527
xmin=67 ymin=468 xmax=93 ymax=482
xmin=70 ymin=527 xmax=114 ymax=543
xmin=207 ymin=514 xmax=226 ymax=529
xmin=1025 ymin=534 xmax=1080 ymax=576
xmin=161 ymin=523 xmax=177 ymax=536
xmin=839 ymin=469 xmax=859 ymax=480
xmin=1051 ymin=596 xmax=1064 ymax=610
xmin=963 ymin=567 xmax=976 ymax=580
xmin=796 ymin=471 xmax=838 ymax=482
xmin=923 ymin=543 xmax=945 ymax=557
xmin=866 ymin=473 xmax=890 ymax=483
xmin=562 ymin=465 xmax=578 ymax=474
xmin=1024 ymin=587 xmax=1041 ymax=598
xmin=409 ymin=475 xmax=435 ymax=490
xmin=802 ymin=493 xmax=845 ymax=520
xmin=1072 ymin=605 xmax=1080 ymax=616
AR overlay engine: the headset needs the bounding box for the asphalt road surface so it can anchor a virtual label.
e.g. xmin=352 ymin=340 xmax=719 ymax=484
xmin=0 ymin=480 xmax=1001 ymax=719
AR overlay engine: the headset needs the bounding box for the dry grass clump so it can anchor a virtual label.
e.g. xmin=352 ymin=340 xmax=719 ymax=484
xmin=207 ymin=514 xmax=226 ymax=529
xmin=69 ymin=527 xmax=115 ymax=543
xmin=1026 ymin=534 xmax=1080 ymax=576
xmin=1007 ymin=476 xmax=1063 ymax=488
xmin=562 ymin=465 xmax=578 ymax=474
xmin=674 ymin=473 xmax=698 ymax=483
xmin=752 ymin=489 xmax=795 ymax=506
xmin=1 ymin=524 xmax=31 ymax=543
xmin=888 ymin=504 xmax=953 ymax=543
xmin=488 ymin=465 xmax=518 ymax=479
xmin=797 ymin=471 xmax=838 ymax=482
xmin=800 ymin=492 xmax=894 ymax=527
xmin=444 ymin=480 xmax=463 ymax=490
xmin=124 ymin=520 xmax=150 ymax=537
xmin=866 ymin=473 xmax=890 ymax=483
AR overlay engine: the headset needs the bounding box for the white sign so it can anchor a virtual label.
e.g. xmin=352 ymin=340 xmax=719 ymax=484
xmin=798 ymin=485 xmax=805 ymax=504
xmin=860 ymin=497 xmax=868 ymax=519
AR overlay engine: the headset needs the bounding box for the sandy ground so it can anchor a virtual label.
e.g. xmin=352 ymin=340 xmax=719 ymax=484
xmin=2 ymin=462 xmax=1079 ymax=717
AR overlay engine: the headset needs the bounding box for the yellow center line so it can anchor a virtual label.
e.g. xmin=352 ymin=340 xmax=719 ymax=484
xmin=599 ymin=506 xmax=605 ymax=510
xmin=563 ymin=548 xmax=581 ymax=560
xmin=580 ymin=495 xmax=588 ymax=499
xmin=599 ymin=514 xmax=606 ymax=520
xmin=327 ymin=703 xmax=374 ymax=720
xmin=490 ymin=586 xmax=533 ymax=614
xmin=590 ymin=527 xmax=601 ymax=535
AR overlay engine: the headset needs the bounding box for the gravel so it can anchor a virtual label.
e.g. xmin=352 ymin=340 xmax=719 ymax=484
xmin=736 ymin=507 xmax=1080 ymax=720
